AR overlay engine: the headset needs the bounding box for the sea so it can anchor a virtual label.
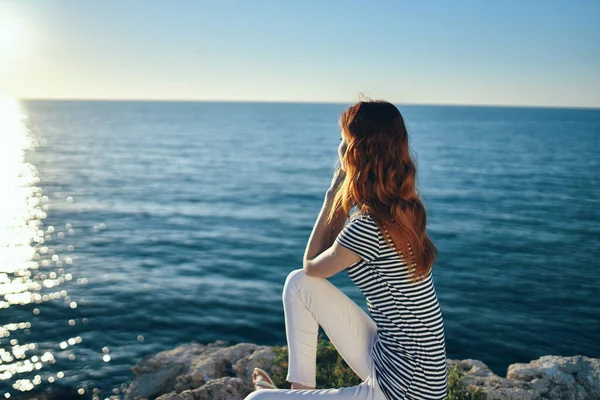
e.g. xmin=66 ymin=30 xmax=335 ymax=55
xmin=1 ymin=99 xmax=599 ymax=399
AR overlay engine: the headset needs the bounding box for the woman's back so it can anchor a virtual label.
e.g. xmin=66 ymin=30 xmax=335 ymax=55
xmin=336 ymin=212 xmax=448 ymax=400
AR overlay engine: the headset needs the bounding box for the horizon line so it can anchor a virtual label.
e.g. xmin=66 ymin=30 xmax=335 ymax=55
xmin=12 ymin=97 xmax=600 ymax=111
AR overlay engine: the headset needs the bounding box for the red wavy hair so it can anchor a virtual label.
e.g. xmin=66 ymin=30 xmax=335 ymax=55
xmin=327 ymin=99 xmax=438 ymax=284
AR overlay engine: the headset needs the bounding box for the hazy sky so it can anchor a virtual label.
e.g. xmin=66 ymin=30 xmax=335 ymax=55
xmin=1 ymin=0 xmax=599 ymax=107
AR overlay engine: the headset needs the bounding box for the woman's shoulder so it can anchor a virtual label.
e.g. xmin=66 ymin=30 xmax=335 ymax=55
xmin=349 ymin=212 xmax=379 ymax=232
xmin=350 ymin=211 xmax=375 ymax=222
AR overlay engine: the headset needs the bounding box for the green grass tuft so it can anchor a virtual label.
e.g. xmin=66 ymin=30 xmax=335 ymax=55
xmin=270 ymin=335 xmax=362 ymax=389
xmin=447 ymin=364 xmax=487 ymax=400
xmin=271 ymin=336 xmax=487 ymax=400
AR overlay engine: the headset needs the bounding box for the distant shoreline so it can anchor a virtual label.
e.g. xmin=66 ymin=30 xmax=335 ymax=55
xmin=14 ymin=98 xmax=600 ymax=111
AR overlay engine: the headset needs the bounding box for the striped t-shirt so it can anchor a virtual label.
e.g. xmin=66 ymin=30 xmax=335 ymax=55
xmin=335 ymin=212 xmax=448 ymax=400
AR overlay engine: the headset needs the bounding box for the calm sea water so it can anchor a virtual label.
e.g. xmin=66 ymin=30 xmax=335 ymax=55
xmin=1 ymin=100 xmax=599 ymax=399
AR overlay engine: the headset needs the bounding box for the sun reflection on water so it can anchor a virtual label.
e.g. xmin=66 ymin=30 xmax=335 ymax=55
xmin=0 ymin=99 xmax=90 ymax=397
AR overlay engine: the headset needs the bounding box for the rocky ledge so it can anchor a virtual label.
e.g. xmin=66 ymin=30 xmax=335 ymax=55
xmin=123 ymin=340 xmax=600 ymax=400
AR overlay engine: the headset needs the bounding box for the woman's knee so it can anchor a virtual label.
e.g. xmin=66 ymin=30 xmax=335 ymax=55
xmin=282 ymin=268 xmax=310 ymax=300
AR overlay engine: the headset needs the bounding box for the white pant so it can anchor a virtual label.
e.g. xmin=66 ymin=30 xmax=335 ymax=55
xmin=244 ymin=269 xmax=387 ymax=400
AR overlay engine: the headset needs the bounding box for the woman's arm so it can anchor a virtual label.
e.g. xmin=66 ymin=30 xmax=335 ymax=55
xmin=328 ymin=204 xmax=348 ymax=248
xmin=303 ymin=190 xmax=348 ymax=265
xmin=302 ymin=167 xmax=364 ymax=278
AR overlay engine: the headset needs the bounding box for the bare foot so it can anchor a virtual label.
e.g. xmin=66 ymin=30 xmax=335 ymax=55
xmin=252 ymin=368 xmax=275 ymax=391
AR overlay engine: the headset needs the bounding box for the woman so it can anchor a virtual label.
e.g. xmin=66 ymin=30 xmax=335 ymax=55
xmin=245 ymin=100 xmax=448 ymax=400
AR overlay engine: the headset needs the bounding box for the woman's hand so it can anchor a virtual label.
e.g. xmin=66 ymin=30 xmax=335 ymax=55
xmin=326 ymin=165 xmax=346 ymax=198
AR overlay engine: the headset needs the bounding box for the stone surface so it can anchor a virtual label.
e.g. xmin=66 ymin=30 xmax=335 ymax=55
xmin=124 ymin=341 xmax=600 ymax=400
xmin=447 ymin=354 xmax=600 ymax=400
xmin=126 ymin=364 xmax=185 ymax=399
xmin=155 ymin=377 xmax=250 ymax=400
xmin=124 ymin=341 xmax=279 ymax=400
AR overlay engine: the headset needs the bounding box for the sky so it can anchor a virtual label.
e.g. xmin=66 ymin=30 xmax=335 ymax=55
xmin=0 ymin=0 xmax=599 ymax=107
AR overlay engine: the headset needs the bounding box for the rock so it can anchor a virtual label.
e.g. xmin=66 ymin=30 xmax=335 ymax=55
xmin=131 ymin=342 xmax=207 ymax=375
xmin=125 ymin=341 xmax=600 ymax=400
xmin=125 ymin=341 xmax=279 ymax=400
xmin=506 ymin=355 xmax=600 ymax=400
xmin=125 ymin=364 xmax=185 ymax=399
xmin=448 ymin=354 xmax=600 ymax=400
xmin=233 ymin=346 xmax=282 ymax=381
xmin=173 ymin=343 xmax=263 ymax=392
xmin=156 ymin=377 xmax=249 ymax=400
